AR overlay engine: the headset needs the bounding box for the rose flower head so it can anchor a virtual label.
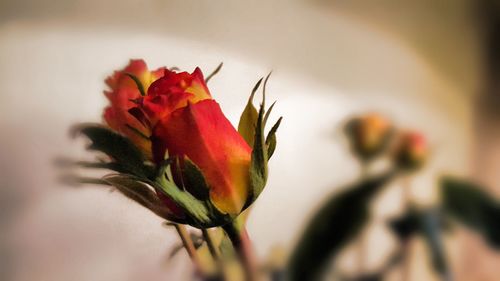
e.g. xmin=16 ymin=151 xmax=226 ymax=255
xmin=72 ymin=62 xmax=282 ymax=228
xmin=103 ymin=59 xmax=165 ymax=158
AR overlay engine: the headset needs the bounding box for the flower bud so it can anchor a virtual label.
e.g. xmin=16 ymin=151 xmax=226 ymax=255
xmin=345 ymin=113 xmax=393 ymax=161
xmin=393 ymin=131 xmax=427 ymax=170
xmin=97 ymin=61 xmax=280 ymax=227
xmin=103 ymin=59 xmax=165 ymax=158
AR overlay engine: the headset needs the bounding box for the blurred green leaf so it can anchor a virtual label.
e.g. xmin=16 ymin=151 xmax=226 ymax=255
xmin=72 ymin=124 xmax=154 ymax=178
xmin=287 ymin=171 xmax=395 ymax=281
xmin=441 ymin=177 xmax=500 ymax=248
xmin=55 ymin=158 xmax=127 ymax=173
xmin=389 ymin=208 xmax=450 ymax=279
xmin=389 ymin=209 xmax=420 ymax=241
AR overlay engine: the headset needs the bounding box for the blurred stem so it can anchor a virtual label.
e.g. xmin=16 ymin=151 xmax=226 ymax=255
xmin=202 ymin=228 xmax=225 ymax=278
xmin=174 ymin=224 xmax=203 ymax=275
xmin=402 ymin=176 xmax=412 ymax=281
xmin=222 ymin=221 xmax=258 ymax=281
xmin=356 ymin=160 xmax=370 ymax=275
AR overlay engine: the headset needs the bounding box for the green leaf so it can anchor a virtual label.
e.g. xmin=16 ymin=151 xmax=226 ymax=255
xmin=103 ymin=174 xmax=182 ymax=222
xmin=441 ymin=177 xmax=500 ymax=248
xmin=182 ymin=157 xmax=210 ymax=200
xmin=287 ymin=172 xmax=395 ymax=281
xmin=72 ymin=124 xmax=153 ymax=178
xmin=125 ymin=73 xmax=146 ymax=96
xmin=238 ymin=79 xmax=262 ymax=147
xmin=265 ymin=117 xmax=282 ymax=160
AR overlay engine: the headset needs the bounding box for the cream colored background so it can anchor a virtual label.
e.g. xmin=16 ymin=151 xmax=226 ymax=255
xmin=0 ymin=0 xmax=488 ymax=280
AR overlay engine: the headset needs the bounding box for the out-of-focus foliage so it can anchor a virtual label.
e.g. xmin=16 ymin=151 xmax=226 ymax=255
xmin=286 ymin=171 xmax=395 ymax=281
xmin=441 ymin=177 xmax=500 ymax=248
xmin=389 ymin=208 xmax=451 ymax=279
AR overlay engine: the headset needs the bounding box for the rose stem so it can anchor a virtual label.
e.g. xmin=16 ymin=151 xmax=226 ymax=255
xmin=222 ymin=221 xmax=258 ymax=281
xmin=174 ymin=224 xmax=203 ymax=275
xmin=202 ymin=228 xmax=225 ymax=277
xmin=401 ymin=176 xmax=413 ymax=281
xmin=357 ymin=160 xmax=369 ymax=275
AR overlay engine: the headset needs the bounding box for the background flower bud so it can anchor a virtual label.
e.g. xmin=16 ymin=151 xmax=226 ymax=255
xmin=393 ymin=131 xmax=427 ymax=170
xmin=345 ymin=113 xmax=393 ymax=161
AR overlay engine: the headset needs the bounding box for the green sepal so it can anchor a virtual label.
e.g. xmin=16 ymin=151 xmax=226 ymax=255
xmin=181 ymin=157 xmax=210 ymax=200
xmin=55 ymin=158 xmax=128 ymax=174
xmin=71 ymin=123 xmax=154 ymax=178
xmin=154 ymin=169 xmax=232 ymax=228
xmin=238 ymin=78 xmax=262 ymax=147
xmin=242 ymin=74 xmax=282 ymax=209
xmin=125 ymin=73 xmax=146 ymax=96
xmin=205 ymin=62 xmax=223 ymax=83
xmin=103 ymin=174 xmax=184 ymax=223
xmin=245 ymin=100 xmax=268 ymax=210
xmin=287 ymin=171 xmax=395 ymax=281
xmin=441 ymin=177 xmax=500 ymax=248
xmin=263 ymin=101 xmax=276 ymax=126
xmin=265 ymin=117 xmax=282 ymax=160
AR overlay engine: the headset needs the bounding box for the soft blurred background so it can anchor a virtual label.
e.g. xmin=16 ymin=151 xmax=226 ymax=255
xmin=0 ymin=0 xmax=499 ymax=280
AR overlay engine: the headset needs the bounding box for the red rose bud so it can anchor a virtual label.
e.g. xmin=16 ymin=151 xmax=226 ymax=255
xmin=155 ymin=100 xmax=252 ymax=215
xmin=345 ymin=113 xmax=393 ymax=161
xmin=393 ymin=131 xmax=427 ymax=170
xmin=141 ymin=68 xmax=252 ymax=215
xmin=140 ymin=67 xmax=211 ymax=128
xmin=98 ymin=63 xmax=279 ymax=225
xmin=103 ymin=59 xmax=165 ymax=158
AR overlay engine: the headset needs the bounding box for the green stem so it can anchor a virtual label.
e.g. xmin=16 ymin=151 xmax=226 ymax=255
xmin=402 ymin=176 xmax=412 ymax=281
xmin=174 ymin=224 xmax=202 ymax=275
xmin=202 ymin=228 xmax=221 ymax=261
xmin=222 ymin=221 xmax=258 ymax=281
xmin=202 ymin=228 xmax=225 ymax=278
xmin=357 ymin=161 xmax=370 ymax=275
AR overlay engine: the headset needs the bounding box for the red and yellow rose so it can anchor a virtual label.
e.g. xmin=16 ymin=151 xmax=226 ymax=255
xmin=103 ymin=60 xmax=255 ymax=216
xmin=103 ymin=59 xmax=165 ymax=157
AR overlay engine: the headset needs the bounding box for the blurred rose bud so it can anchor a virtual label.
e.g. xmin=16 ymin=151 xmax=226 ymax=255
xmin=393 ymin=131 xmax=427 ymax=170
xmin=345 ymin=113 xmax=393 ymax=161
xmin=103 ymin=59 xmax=165 ymax=158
